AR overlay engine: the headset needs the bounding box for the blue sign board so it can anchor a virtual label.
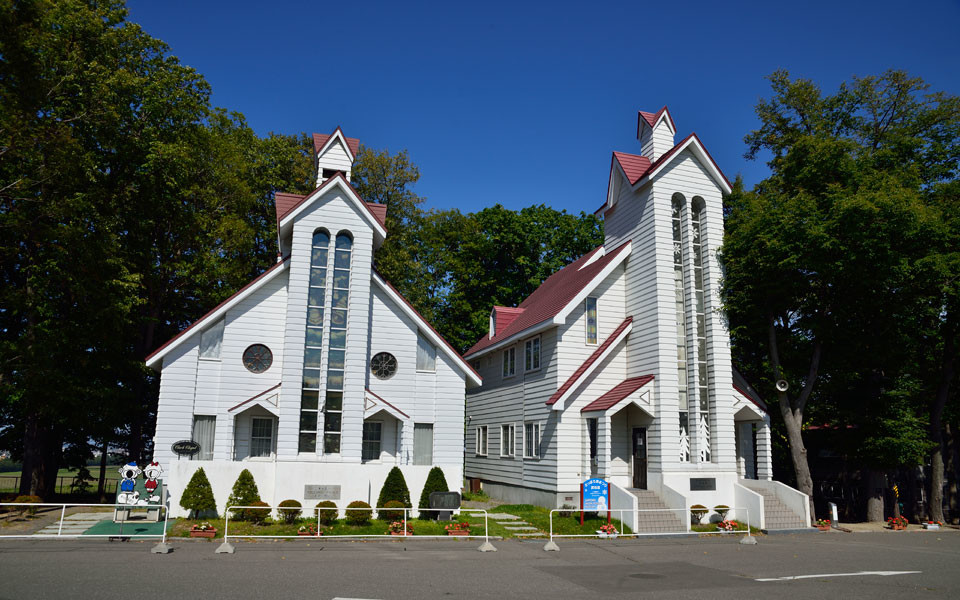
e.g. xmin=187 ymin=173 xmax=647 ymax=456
xmin=582 ymin=478 xmax=609 ymax=511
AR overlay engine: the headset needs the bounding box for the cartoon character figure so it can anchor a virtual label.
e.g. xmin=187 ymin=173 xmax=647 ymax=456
xmin=117 ymin=462 xmax=142 ymax=505
xmin=143 ymin=461 xmax=163 ymax=503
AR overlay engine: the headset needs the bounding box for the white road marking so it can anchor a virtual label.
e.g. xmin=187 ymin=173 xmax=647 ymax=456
xmin=755 ymin=570 xmax=922 ymax=582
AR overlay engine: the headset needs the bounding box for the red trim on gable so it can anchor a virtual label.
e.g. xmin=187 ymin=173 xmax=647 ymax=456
xmin=229 ymin=383 xmax=282 ymax=412
xmin=374 ymin=271 xmax=481 ymax=382
xmin=546 ymin=316 xmax=633 ymax=405
xmin=312 ymin=127 xmax=360 ymax=158
xmin=581 ymin=375 xmax=654 ymax=412
xmin=145 ymin=257 xmax=290 ymax=364
xmin=365 ymin=388 xmax=410 ymax=419
xmin=640 ymin=133 xmax=732 ymax=190
xmin=734 ymin=385 xmax=769 ymax=414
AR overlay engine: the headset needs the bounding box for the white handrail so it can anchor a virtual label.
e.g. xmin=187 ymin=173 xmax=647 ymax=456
xmin=543 ymin=506 xmax=756 ymax=551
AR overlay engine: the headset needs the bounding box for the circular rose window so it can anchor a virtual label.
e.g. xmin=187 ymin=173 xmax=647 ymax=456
xmin=370 ymin=352 xmax=398 ymax=380
xmin=242 ymin=344 xmax=273 ymax=373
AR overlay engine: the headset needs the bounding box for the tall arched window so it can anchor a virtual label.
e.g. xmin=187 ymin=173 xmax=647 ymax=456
xmin=672 ymin=194 xmax=690 ymax=462
xmin=299 ymin=229 xmax=330 ymax=453
xmin=691 ymin=197 xmax=712 ymax=462
xmin=323 ymin=231 xmax=352 ymax=454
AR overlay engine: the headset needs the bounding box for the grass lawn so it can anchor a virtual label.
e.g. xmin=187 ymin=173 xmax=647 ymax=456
xmin=171 ymin=516 xmax=488 ymax=539
xmin=494 ymin=504 xmax=632 ymax=536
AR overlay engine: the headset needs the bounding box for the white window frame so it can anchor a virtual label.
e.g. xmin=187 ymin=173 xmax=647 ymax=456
xmin=585 ymin=296 xmax=598 ymax=345
xmin=250 ymin=417 xmax=274 ymax=459
xmin=416 ymin=331 xmax=437 ymax=372
xmin=524 ymin=336 xmax=541 ymax=372
xmin=362 ymin=420 xmax=383 ymax=462
xmin=523 ymin=422 xmax=541 ymax=459
xmin=475 ymin=425 xmax=488 ymax=456
xmin=500 ymin=423 xmax=515 ymax=457
xmin=502 ymin=347 xmax=516 ymax=378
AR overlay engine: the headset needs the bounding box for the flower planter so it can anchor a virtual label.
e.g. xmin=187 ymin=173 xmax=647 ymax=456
xmin=596 ymin=531 xmax=618 ymax=539
xmin=816 ymin=525 xmax=831 ymax=531
xmin=446 ymin=530 xmax=470 ymax=536
xmin=891 ymin=524 xmax=907 ymax=531
xmin=298 ymin=531 xmax=319 ymax=536
xmin=189 ymin=529 xmax=216 ymax=538
xmin=390 ymin=531 xmax=413 ymax=536
xmin=923 ymin=523 xmax=940 ymax=530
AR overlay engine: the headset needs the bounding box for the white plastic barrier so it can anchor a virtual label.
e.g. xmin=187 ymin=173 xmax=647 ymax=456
xmin=0 ymin=502 xmax=172 ymax=554
xmin=215 ymin=504 xmax=496 ymax=554
xmin=542 ymin=506 xmax=756 ymax=551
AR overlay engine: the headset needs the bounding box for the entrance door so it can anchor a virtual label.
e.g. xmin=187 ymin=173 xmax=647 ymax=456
xmin=632 ymin=427 xmax=647 ymax=489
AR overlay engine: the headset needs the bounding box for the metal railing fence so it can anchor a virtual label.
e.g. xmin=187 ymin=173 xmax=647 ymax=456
xmin=0 ymin=502 xmax=171 ymax=554
xmin=543 ymin=507 xmax=756 ymax=551
xmin=216 ymin=504 xmax=496 ymax=554
xmin=0 ymin=475 xmax=106 ymax=495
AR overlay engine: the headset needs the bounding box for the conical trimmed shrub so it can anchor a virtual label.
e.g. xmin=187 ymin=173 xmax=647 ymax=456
xmin=418 ymin=466 xmax=450 ymax=510
xmin=376 ymin=466 xmax=411 ymax=509
xmin=226 ymin=468 xmax=261 ymax=519
xmin=179 ymin=468 xmax=217 ymax=518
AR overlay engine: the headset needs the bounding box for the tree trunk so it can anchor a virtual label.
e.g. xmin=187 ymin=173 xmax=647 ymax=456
xmin=19 ymin=412 xmax=49 ymax=499
xmin=865 ymin=470 xmax=886 ymax=522
xmin=929 ymin=322 xmax=956 ymax=524
xmin=949 ymin=422 xmax=960 ymax=524
xmin=779 ymin=402 xmax=815 ymax=518
xmin=97 ymin=438 xmax=109 ymax=503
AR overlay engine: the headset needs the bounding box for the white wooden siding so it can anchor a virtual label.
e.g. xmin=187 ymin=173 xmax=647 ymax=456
xmin=316 ymin=138 xmax=353 ymax=184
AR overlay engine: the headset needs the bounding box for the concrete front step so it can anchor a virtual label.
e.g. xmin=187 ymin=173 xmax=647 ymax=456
xmin=627 ymin=488 xmax=685 ymax=532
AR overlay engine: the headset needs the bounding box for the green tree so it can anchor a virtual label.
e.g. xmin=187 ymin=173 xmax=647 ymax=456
xmin=179 ymin=467 xmax=217 ymax=518
xmin=418 ymin=466 xmax=450 ymax=517
xmin=376 ymin=466 xmax=411 ymax=509
xmin=723 ymin=70 xmax=960 ymax=520
xmin=225 ymin=468 xmax=261 ymax=519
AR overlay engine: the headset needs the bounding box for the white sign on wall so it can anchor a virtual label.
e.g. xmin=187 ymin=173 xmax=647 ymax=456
xmin=304 ymin=484 xmax=341 ymax=500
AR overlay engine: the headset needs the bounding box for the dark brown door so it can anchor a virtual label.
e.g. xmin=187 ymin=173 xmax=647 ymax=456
xmin=632 ymin=427 xmax=647 ymax=489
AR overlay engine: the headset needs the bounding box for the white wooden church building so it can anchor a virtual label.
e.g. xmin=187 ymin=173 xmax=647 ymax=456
xmin=462 ymin=108 xmax=811 ymax=531
xmin=147 ymin=129 xmax=481 ymax=516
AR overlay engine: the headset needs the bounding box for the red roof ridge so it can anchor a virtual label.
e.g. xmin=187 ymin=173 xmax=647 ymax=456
xmin=637 ymin=106 xmax=676 ymax=134
xmin=146 ymin=257 xmax=290 ymax=365
xmin=365 ymin=387 xmax=410 ymax=419
xmin=546 ymin=316 xmax=633 ymax=405
xmin=581 ymin=375 xmax=655 ymax=412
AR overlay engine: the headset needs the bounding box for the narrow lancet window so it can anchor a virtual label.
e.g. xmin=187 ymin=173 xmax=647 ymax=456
xmin=299 ymin=229 xmax=329 ymax=453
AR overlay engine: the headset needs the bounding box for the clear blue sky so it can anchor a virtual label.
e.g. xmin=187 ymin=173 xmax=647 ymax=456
xmin=128 ymin=0 xmax=960 ymax=215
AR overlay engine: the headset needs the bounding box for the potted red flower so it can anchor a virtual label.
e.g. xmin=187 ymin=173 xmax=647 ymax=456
xmin=189 ymin=522 xmax=217 ymax=538
xmin=596 ymin=524 xmax=618 ymax=539
xmin=887 ymin=515 xmax=908 ymax=530
xmin=445 ymin=522 xmax=471 ymax=536
xmin=815 ymin=518 xmax=831 ymax=531
xmin=388 ymin=520 xmax=414 ymax=536
xmin=298 ymin=525 xmax=320 ymax=536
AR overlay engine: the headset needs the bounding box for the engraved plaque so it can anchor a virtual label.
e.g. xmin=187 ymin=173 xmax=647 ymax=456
xmin=690 ymin=478 xmax=716 ymax=491
xmin=304 ymin=484 xmax=341 ymax=500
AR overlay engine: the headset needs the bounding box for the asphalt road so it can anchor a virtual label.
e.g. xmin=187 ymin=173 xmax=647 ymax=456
xmin=1 ymin=531 xmax=958 ymax=599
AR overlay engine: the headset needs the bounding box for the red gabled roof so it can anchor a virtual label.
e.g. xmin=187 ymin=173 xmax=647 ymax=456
xmin=464 ymin=242 xmax=631 ymax=357
xmin=365 ymin=201 xmax=387 ymax=229
xmin=612 ymin=151 xmax=652 ymax=185
xmin=313 ymin=127 xmax=360 ymax=158
xmin=365 ymin=388 xmax=410 ymax=419
xmin=274 ymin=172 xmax=387 ymax=234
xmin=637 ymin=106 xmax=676 ymax=134
xmin=145 ymin=257 xmax=290 ymax=364
xmin=491 ymin=306 xmax=524 ymax=333
xmin=546 ymin=316 xmax=633 ymax=405
xmin=581 ymin=375 xmax=654 ymax=412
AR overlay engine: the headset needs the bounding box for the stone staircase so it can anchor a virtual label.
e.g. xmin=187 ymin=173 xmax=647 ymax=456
xmin=628 ymin=489 xmax=686 ymax=533
xmin=741 ymin=483 xmax=808 ymax=530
